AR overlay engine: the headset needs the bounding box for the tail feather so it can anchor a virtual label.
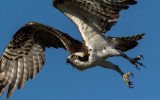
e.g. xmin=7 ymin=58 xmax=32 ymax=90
xmin=111 ymin=33 xmax=145 ymax=51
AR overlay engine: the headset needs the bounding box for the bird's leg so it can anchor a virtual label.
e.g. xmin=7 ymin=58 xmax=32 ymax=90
xmin=99 ymin=61 xmax=134 ymax=88
xmin=107 ymin=49 xmax=145 ymax=70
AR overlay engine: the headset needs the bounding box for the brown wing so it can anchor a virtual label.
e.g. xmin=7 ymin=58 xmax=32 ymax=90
xmin=110 ymin=33 xmax=145 ymax=51
xmin=53 ymin=0 xmax=137 ymax=33
xmin=0 ymin=22 xmax=81 ymax=98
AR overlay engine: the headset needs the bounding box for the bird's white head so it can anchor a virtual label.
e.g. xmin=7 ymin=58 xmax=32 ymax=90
xmin=66 ymin=52 xmax=90 ymax=70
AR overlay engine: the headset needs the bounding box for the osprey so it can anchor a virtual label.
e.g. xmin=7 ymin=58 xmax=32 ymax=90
xmin=0 ymin=0 xmax=145 ymax=98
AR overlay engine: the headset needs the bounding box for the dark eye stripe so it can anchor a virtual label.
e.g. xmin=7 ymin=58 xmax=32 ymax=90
xmin=77 ymin=55 xmax=89 ymax=62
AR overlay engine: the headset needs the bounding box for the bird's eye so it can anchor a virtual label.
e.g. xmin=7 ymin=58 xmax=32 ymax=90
xmin=71 ymin=55 xmax=77 ymax=59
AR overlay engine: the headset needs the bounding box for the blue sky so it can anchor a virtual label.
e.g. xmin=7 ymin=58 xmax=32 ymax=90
xmin=0 ymin=0 xmax=160 ymax=100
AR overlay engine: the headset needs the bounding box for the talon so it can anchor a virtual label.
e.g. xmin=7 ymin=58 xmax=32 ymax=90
xmin=136 ymin=67 xmax=141 ymax=70
xmin=138 ymin=62 xmax=145 ymax=67
xmin=140 ymin=55 xmax=144 ymax=59
xmin=134 ymin=64 xmax=140 ymax=70
xmin=130 ymin=72 xmax=134 ymax=78
xmin=130 ymin=55 xmax=144 ymax=70
xmin=123 ymin=72 xmax=134 ymax=88
xmin=128 ymin=81 xmax=134 ymax=88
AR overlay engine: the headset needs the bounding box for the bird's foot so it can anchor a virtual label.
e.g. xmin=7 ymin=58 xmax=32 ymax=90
xmin=123 ymin=72 xmax=134 ymax=88
xmin=129 ymin=55 xmax=145 ymax=70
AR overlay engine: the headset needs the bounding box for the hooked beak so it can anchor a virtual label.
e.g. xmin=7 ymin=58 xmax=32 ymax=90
xmin=66 ymin=58 xmax=71 ymax=64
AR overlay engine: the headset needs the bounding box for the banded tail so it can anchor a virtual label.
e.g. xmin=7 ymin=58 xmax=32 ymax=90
xmin=111 ymin=33 xmax=145 ymax=51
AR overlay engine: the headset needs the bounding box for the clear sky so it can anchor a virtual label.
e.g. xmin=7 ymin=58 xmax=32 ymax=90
xmin=0 ymin=0 xmax=160 ymax=100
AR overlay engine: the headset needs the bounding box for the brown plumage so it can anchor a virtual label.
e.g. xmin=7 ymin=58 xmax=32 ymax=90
xmin=0 ymin=22 xmax=84 ymax=98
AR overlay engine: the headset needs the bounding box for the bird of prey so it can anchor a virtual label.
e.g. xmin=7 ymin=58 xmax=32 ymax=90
xmin=0 ymin=0 xmax=145 ymax=98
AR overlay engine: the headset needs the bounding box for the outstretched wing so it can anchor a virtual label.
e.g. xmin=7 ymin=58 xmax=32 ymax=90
xmin=53 ymin=0 xmax=137 ymax=50
xmin=0 ymin=22 xmax=81 ymax=98
xmin=53 ymin=0 xmax=137 ymax=33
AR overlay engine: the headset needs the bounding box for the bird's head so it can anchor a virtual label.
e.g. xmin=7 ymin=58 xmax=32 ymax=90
xmin=66 ymin=52 xmax=89 ymax=68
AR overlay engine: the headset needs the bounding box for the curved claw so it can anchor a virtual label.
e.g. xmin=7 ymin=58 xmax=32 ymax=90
xmin=134 ymin=64 xmax=141 ymax=70
xmin=123 ymin=72 xmax=134 ymax=88
xmin=128 ymin=81 xmax=134 ymax=88
xmin=138 ymin=62 xmax=146 ymax=67
xmin=130 ymin=72 xmax=134 ymax=78
xmin=138 ymin=55 xmax=144 ymax=60
xmin=133 ymin=61 xmax=145 ymax=70
xmin=130 ymin=55 xmax=145 ymax=70
xmin=140 ymin=55 xmax=144 ymax=59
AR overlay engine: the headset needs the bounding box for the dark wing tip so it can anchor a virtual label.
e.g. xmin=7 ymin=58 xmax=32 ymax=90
xmin=128 ymin=0 xmax=137 ymax=5
xmin=52 ymin=0 xmax=66 ymax=7
xmin=134 ymin=33 xmax=145 ymax=41
xmin=122 ymin=0 xmax=137 ymax=5
xmin=52 ymin=0 xmax=57 ymax=7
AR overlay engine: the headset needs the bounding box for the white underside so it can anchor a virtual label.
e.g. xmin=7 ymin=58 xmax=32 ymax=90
xmin=57 ymin=3 xmax=118 ymax=69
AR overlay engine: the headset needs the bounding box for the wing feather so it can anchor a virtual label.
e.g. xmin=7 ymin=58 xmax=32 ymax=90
xmin=7 ymin=61 xmax=18 ymax=98
xmin=18 ymin=56 xmax=29 ymax=90
xmin=32 ymin=52 xmax=39 ymax=79
xmin=17 ymin=58 xmax=24 ymax=89
xmin=0 ymin=22 xmax=82 ymax=98
xmin=53 ymin=0 xmax=137 ymax=33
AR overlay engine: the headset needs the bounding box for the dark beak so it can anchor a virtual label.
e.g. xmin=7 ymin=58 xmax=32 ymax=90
xmin=66 ymin=58 xmax=71 ymax=64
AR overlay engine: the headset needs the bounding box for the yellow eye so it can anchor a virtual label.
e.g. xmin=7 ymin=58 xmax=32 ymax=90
xmin=71 ymin=55 xmax=77 ymax=59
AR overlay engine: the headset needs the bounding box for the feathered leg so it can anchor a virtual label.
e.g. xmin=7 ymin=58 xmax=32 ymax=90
xmin=99 ymin=61 xmax=134 ymax=88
